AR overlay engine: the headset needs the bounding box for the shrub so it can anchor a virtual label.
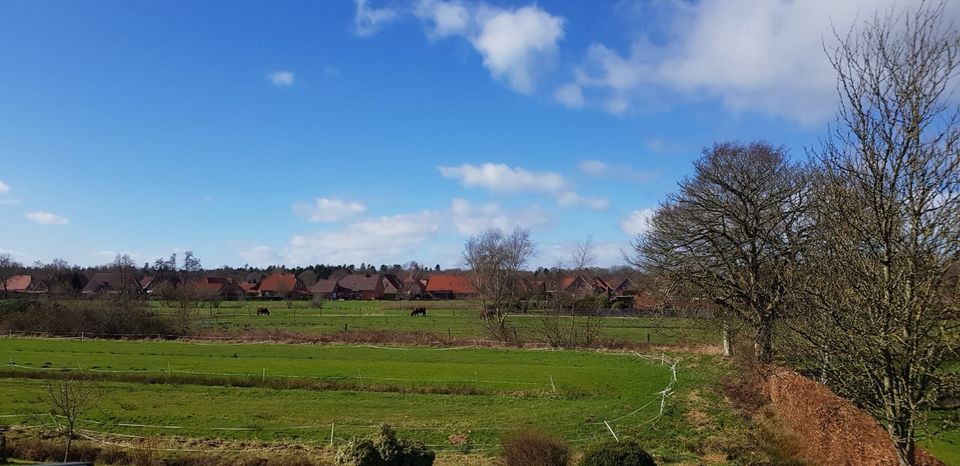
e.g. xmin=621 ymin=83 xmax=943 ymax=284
xmin=0 ymin=299 xmax=184 ymax=338
xmin=502 ymin=429 xmax=570 ymax=466
xmin=579 ymin=440 xmax=656 ymax=466
xmin=336 ymin=425 xmax=434 ymax=466
xmin=336 ymin=438 xmax=384 ymax=466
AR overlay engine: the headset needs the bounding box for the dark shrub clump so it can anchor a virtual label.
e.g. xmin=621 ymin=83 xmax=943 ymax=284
xmin=336 ymin=424 xmax=434 ymax=466
xmin=0 ymin=299 xmax=184 ymax=338
xmin=580 ymin=440 xmax=656 ymax=466
xmin=502 ymin=429 xmax=570 ymax=466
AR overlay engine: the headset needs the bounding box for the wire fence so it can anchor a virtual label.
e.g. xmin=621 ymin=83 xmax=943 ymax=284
xmin=0 ymin=350 xmax=681 ymax=453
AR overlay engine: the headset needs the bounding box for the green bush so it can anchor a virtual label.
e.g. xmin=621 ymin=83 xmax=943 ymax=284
xmin=335 ymin=425 xmax=434 ymax=466
xmin=502 ymin=429 xmax=570 ymax=466
xmin=579 ymin=440 xmax=656 ymax=466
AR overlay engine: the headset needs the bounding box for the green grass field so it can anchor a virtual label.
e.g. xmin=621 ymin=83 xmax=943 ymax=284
xmin=156 ymin=299 xmax=721 ymax=346
xmin=0 ymin=336 xmax=751 ymax=463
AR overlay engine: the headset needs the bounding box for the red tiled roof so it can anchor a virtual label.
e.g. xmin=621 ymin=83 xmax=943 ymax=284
xmin=258 ymin=273 xmax=300 ymax=293
xmin=193 ymin=278 xmax=224 ymax=294
xmin=4 ymin=275 xmax=33 ymax=291
xmin=309 ymin=279 xmax=340 ymax=294
xmin=338 ymin=274 xmax=382 ymax=292
xmin=614 ymin=278 xmax=636 ymax=292
xmin=82 ymin=272 xmax=141 ymax=293
xmin=425 ymin=274 xmax=476 ymax=294
xmin=634 ymin=292 xmax=657 ymax=310
xmin=592 ymin=277 xmax=611 ymax=291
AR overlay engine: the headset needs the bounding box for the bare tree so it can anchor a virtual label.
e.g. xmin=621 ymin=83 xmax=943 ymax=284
xmin=570 ymin=235 xmax=597 ymax=272
xmin=0 ymin=253 xmax=21 ymax=299
xmin=298 ymin=270 xmax=318 ymax=288
xmin=46 ymin=377 xmax=99 ymax=462
xmin=180 ymin=250 xmax=202 ymax=283
xmin=463 ymin=227 xmax=536 ymax=340
xmin=790 ymin=4 xmax=960 ymax=464
xmin=631 ymin=141 xmax=808 ymax=363
xmin=112 ymin=253 xmax=137 ymax=297
xmin=532 ymin=252 xmax=603 ymax=348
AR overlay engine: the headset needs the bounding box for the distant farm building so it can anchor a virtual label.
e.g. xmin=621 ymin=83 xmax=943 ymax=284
xmin=308 ymin=278 xmax=348 ymax=299
xmin=2 ymin=275 xmax=48 ymax=295
xmin=559 ymin=275 xmax=612 ymax=297
xmin=425 ymin=274 xmax=477 ymax=299
xmin=257 ymin=273 xmax=309 ymax=299
xmin=191 ymin=277 xmax=243 ymax=299
xmin=82 ymin=272 xmax=142 ymax=295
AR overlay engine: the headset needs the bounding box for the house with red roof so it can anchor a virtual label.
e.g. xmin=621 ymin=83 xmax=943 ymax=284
xmin=2 ymin=275 xmax=48 ymax=295
xmin=337 ymin=274 xmax=388 ymax=300
xmin=82 ymin=272 xmax=142 ymax=295
xmin=190 ymin=277 xmax=243 ymax=299
xmin=425 ymin=274 xmax=477 ymax=299
xmin=257 ymin=273 xmax=308 ymax=299
xmin=238 ymin=281 xmax=260 ymax=298
xmin=557 ymin=275 xmax=611 ymax=297
xmin=308 ymin=278 xmax=347 ymax=299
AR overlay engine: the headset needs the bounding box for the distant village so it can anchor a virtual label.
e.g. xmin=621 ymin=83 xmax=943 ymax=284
xmin=0 ymin=261 xmax=655 ymax=308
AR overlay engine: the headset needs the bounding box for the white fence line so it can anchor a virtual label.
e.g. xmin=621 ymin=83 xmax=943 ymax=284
xmin=0 ymin=350 xmax=681 ymax=450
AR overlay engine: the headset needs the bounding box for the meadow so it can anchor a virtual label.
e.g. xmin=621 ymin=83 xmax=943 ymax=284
xmin=156 ymin=299 xmax=722 ymax=346
xmin=0 ymin=336 xmax=754 ymax=464
xmin=0 ymin=299 xmax=955 ymax=464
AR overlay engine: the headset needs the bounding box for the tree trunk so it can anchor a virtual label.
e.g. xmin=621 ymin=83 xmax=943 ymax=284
xmin=64 ymin=434 xmax=72 ymax=462
xmin=891 ymin=421 xmax=916 ymax=466
xmin=722 ymin=321 xmax=731 ymax=357
xmin=754 ymin=314 xmax=774 ymax=363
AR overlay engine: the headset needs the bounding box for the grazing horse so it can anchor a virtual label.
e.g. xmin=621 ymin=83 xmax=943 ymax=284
xmin=256 ymin=307 xmax=270 ymax=316
xmin=410 ymin=307 xmax=427 ymax=317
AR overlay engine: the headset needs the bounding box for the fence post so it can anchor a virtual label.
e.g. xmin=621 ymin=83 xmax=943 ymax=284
xmin=550 ymin=375 xmax=556 ymax=394
xmin=329 ymin=423 xmax=335 ymax=447
xmin=603 ymin=421 xmax=619 ymax=442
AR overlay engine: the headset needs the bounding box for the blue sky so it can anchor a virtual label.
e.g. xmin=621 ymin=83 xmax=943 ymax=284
xmin=1 ymin=0 xmax=947 ymax=269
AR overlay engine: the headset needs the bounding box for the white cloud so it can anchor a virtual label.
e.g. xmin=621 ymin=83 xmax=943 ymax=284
xmin=620 ymin=208 xmax=655 ymax=236
xmin=287 ymin=211 xmax=441 ymax=265
xmin=415 ymin=0 xmax=471 ymax=37
xmin=578 ymin=159 xmax=656 ymax=183
xmin=0 ymin=249 xmax=29 ymax=261
xmin=538 ymin=239 xmax=629 ymax=268
xmin=25 ymin=211 xmax=68 ymax=226
xmin=291 ymin=198 xmax=367 ymax=223
xmin=471 ymin=6 xmax=565 ymax=93
xmin=578 ymin=159 xmax=608 ymax=176
xmin=450 ymin=198 xmax=550 ymax=235
xmin=353 ymin=0 xmax=399 ymax=37
xmin=0 ymin=180 xmax=8 ymax=194
xmin=439 ymin=162 xmax=609 ymax=209
xmin=556 ymin=192 xmax=609 ymax=210
xmin=415 ymin=1 xmax=565 ymax=93
xmin=267 ymin=70 xmax=295 ymax=87
xmin=439 ymin=163 xmax=568 ymax=195
xmin=554 ymin=83 xmax=585 ymax=108
xmin=563 ymin=0 xmax=957 ymax=124
xmin=240 ymin=245 xmax=284 ymax=267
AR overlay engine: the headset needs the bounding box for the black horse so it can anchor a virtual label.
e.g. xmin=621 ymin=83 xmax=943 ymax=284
xmin=410 ymin=307 xmax=427 ymax=317
xmin=256 ymin=307 xmax=270 ymax=316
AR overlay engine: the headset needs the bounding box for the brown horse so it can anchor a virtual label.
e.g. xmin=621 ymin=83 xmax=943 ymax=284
xmin=256 ymin=307 xmax=270 ymax=316
xmin=410 ymin=307 xmax=427 ymax=317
